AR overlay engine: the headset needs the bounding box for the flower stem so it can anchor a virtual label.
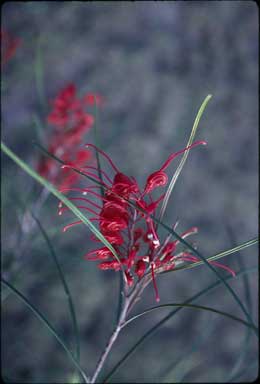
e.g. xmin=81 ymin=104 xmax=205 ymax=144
xmin=90 ymin=273 xmax=154 ymax=382
xmin=90 ymin=298 xmax=129 ymax=383
xmin=90 ymin=325 xmax=121 ymax=383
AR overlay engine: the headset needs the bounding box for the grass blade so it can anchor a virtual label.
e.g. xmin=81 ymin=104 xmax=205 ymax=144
xmin=103 ymin=267 xmax=257 ymax=382
xmin=1 ymin=279 xmax=89 ymax=383
xmin=31 ymin=213 xmax=80 ymax=363
xmin=123 ymin=304 xmax=257 ymax=332
xmin=158 ymin=94 xmax=212 ymax=224
xmin=1 ymin=141 xmax=124 ymax=279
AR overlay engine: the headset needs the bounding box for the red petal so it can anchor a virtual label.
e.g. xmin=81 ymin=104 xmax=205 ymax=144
xmin=135 ymin=260 xmax=146 ymax=278
xmin=98 ymin=261 xmax=121 ymax=271
xmin=144 ymin=171 xmax=168 ymax=194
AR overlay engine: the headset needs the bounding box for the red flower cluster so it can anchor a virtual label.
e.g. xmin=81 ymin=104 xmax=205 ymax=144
xmin=59 ymin=142 xmax=235 ymax=301
xmin=1 ymin=29 xmax=21 ymax=66
xmin=38 ymin=84 xmax=102 ymax=189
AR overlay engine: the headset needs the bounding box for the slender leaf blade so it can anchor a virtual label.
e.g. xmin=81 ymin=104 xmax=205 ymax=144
xmin=31 ymin=213 xmax=80 ymax=362
xmin=34 ymin=35 xmax=46 ymax=110
xmin=166 ymin=237 xmax=258 ymax=273
xmin=158 ymin=94 xmax=212 ymax=223
xmin=93 ymin=95 xmax=104 ymax=197
xmin=123 ymin=304 xmax=257 ymax=332
xmin=226 ymin=225 xmax=253 ymax=381
xmin=1 ymin=279 xmax=89 ymax=383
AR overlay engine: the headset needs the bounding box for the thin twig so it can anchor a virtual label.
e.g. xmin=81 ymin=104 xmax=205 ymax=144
xmin=90 ymin=298 xmax=130 ymax=383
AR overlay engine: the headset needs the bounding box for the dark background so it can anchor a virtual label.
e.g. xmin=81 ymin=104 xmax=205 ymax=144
xmin=1 ymin=1 xmax=258 ymax=383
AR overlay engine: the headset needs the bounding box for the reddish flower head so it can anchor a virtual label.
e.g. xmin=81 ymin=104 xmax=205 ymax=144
xmin=59 ymin=141 xmax=235 ymax=302
xmin=37 ymin=85 xmax=102 ymax=189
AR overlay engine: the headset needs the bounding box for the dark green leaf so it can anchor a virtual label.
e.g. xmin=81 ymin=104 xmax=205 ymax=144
xmin=31 ymin=213 xmax=80 ymax=362
xmin=123 ymin=304 xmax=257 ymax=332
xmin=93 ymin=96 xmax=105 ymax=198
xmin=158 ymin=94 xmax=212 ymax=223
xmin=1 ymin=279 xmax=89 ymax=383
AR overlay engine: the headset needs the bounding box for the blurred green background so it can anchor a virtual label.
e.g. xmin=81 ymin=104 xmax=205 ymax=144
xmin=1 ymin=1 xmax=258 ymax=383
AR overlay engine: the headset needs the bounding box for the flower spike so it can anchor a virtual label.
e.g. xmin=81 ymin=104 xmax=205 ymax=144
xmin=59 ymin=140 xmax=235 ymax=303
xmin=37 ymin=84 xmax=99 ymax=190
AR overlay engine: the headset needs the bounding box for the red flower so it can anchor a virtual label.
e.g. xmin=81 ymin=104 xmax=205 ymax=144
xmin=37 ymin=85 xmax=101 ymax=189
xmin=135 ymin=259 xmax=146 ymax=278
xmin=144 ymin=171 xmax=168 ymax=194
xmin=59 ymin=141 xmax=235 ymax=302
xmin=85 ymin=247 xmax=113 ymax=261
xmin=47 ymin=83 xmax=94 ymax=135
xmin=98 ymin=260 xmax=121 ymax=271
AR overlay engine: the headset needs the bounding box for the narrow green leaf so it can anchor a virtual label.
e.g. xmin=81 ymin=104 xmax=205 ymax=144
xmin=32 ymin=113 xmax=45 ymax=144
xmin=1 ymin=193 xmax=47 ymax=303
xmin=104 ymin=267 xmax=257 ymax=382
xmin=1 ymin=142 xmax=124 ymax=278
xmin=161 ymin=313 xmax=214 ymax=382
xmin=31 ymin=213 xmax=80 ymax=363
xmin=93 ymin=96 xmax=105 ymax=197
xmin=34 ymin=35 xmax=46 ymax=110
xmin=226 ymin=225 xmax=253 ymax=382
xmin=123 ymin=304 xmax=258 ymax=332
xmin=167 ymin=237 xmax=258 ymax=273
xmin=158 ymin=94 xmax=212 ymax=223
xmin=1 ymin=279 xmax=89 ymax=383
xmin=31 ymin=225 xmax=61 ymax=247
